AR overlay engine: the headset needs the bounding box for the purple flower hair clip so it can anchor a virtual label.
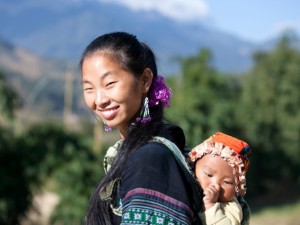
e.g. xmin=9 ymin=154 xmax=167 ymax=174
xmin=149 ymin=75 xmax=172 ymax=107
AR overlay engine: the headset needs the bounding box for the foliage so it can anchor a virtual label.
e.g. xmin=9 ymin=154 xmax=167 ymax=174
xmin=167 ymin=48 xmax=243 ymax=147
xmin=21 ymin=123 xmax=104 ymax=224
xmin=0 ymin=127 xmax=35 ymax=225
xmin=238 ymin=33 xmax=300 ymax=195
xmin=0 ymin=71 xmax=29 ymax=225
xmin=0 ymin=71 xmax=19 ymax=120
xmin=0 ymin=119 xmax=103 ymax=224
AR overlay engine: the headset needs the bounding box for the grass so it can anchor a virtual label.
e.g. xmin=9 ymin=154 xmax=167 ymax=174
xmin=250 ymin=201 xmax=300 ymax=225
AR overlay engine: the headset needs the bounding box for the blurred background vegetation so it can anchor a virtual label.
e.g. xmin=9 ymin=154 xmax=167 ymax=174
xmin=0 ymin=32 xmax=299 ymax=225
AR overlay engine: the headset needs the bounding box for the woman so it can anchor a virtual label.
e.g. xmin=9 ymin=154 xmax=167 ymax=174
xmin=80 ymin=31 xmax=202 ymax=225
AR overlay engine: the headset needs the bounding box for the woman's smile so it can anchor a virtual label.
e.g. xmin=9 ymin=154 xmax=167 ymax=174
xmin=99 ymin=106 xmax=119 ymax=120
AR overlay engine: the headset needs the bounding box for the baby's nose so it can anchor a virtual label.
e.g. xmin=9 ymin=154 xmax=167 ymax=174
xmin=211 ymin=181 xmax=221 ymax=190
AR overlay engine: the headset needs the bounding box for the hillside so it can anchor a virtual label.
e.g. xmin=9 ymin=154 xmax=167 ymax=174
xmin=0 ymin=0 xmax=259 ymax=74
xmin=0 ymin=38 xmax=87 ymax=125
xmin=0 ymin=38 xmax=66 ymax=80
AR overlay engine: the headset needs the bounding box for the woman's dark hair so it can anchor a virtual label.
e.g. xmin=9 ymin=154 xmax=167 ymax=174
xmin=80 ymin=32 xmax=184 ymax=225
xmin=80 ymin=32 xmax=157 ymax=77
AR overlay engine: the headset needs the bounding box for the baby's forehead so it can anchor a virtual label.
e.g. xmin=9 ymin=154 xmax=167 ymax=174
xmin=196 ymin=154 xmax=223 ymax=163
xmin=196 ymin=155 xmax=234 ymax=172
xmin=196 ymin=154 xmax=224 ymax=164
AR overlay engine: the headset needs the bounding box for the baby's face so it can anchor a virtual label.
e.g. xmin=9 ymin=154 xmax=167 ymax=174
xmin=195 ymin=154 xmax=236 ymax=202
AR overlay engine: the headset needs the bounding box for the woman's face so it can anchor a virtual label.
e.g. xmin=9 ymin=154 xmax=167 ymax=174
xmin=195 ymin=155 xmax=236 ymax=202
xmin=81 ymin=53 xmax=151 ymax=137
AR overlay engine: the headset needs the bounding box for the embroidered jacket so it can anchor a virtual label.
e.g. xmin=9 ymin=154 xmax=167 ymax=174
xmin=101 ymin=137 xmax=199 ymax=224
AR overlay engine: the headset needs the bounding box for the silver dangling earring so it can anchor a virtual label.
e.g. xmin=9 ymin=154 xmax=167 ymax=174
xmin=137 ymin=97 xmax=151 ymax=123
xmin=104 ymin=121 xmax=112 ymax=132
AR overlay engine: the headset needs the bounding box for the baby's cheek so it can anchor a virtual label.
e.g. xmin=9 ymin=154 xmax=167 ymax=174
xmin=195 ymin=171 xmax=208 ymax=190
xmin=194 ymin=167 xmax=202 ymax=181
xmin=219 ymin=186 xmax=236 ymax=202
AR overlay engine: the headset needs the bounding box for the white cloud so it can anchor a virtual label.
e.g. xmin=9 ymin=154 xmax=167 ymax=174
xmin=99 ymin=0 xmax=209 ymax=22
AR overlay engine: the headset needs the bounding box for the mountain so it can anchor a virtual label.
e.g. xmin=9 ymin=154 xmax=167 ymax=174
xmin=0 ymin=0 xmax=259 ymax=74
xmin=0 ymin=37 xmax=86 ymax=124
xmin=0 ymin=38 xmax=66 ymax=80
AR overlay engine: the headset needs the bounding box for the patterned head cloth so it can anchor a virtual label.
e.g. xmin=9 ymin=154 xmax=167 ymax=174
xmin=189 ymin=132 xmax=251 ymax=196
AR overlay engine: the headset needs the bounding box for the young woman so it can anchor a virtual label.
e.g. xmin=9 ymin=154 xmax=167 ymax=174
xmin=80 ymin=32 xmax=202 ymax=225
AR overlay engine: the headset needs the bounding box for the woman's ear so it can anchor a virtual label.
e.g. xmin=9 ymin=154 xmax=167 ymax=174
xmin=141 ymin=68 xmax=153 ymax=94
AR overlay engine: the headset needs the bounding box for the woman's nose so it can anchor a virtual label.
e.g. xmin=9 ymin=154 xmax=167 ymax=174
xmin=95 ymin=89 xmax=109 ymax=106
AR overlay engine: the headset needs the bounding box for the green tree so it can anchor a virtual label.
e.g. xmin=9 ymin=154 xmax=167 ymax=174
xmin=1 ymin=120 xmax=102 ymax=225
xmin=0 ymin=72 xmax=35 ymax=225
xmin=167 ymin=49 xmax=243 ymax=147
xmin=239 ymin=33 xmax=300 ymax=195
xmin=21 ymin=123 xmax=103 ymax=225
xmin=0 ymin=128 xmax=33 ymax=225
xmin=0 ymin=71 xmax=18 ymax=121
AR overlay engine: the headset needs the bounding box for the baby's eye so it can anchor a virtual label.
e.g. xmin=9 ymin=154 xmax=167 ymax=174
xmin=203 ymin=172 xmax=212 ymax=177
xmin=224 ymin=180 xmax=234 ymax=185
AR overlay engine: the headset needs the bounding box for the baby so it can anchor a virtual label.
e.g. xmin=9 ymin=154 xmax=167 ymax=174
xmin=188 ymin=132 xmax=251 ymax=225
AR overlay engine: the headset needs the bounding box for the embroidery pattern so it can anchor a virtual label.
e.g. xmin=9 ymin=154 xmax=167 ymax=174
xmin=122 ymin=188 xmax=193 ymax=225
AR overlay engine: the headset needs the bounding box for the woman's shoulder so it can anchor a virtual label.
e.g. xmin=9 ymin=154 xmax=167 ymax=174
xmin=121 ymin=139 xmax=192 ymax=205
xmin=132 ymin=141 xmax=175 ymax=161
xmin=158 ymin=123 xmax=186 ymax=150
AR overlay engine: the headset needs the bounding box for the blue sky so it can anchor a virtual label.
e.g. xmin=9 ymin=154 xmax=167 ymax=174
xmin=208 ymin=0 xmax=300 ymax=42
xmin=99 ymin=0 xmax=300 ymax=42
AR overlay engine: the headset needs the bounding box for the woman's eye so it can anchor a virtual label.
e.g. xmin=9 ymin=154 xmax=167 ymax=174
xmin=84 ymin=87 xmax=94 ymax=92
xmin=106 ymin=81 xmax=116 ymax=87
